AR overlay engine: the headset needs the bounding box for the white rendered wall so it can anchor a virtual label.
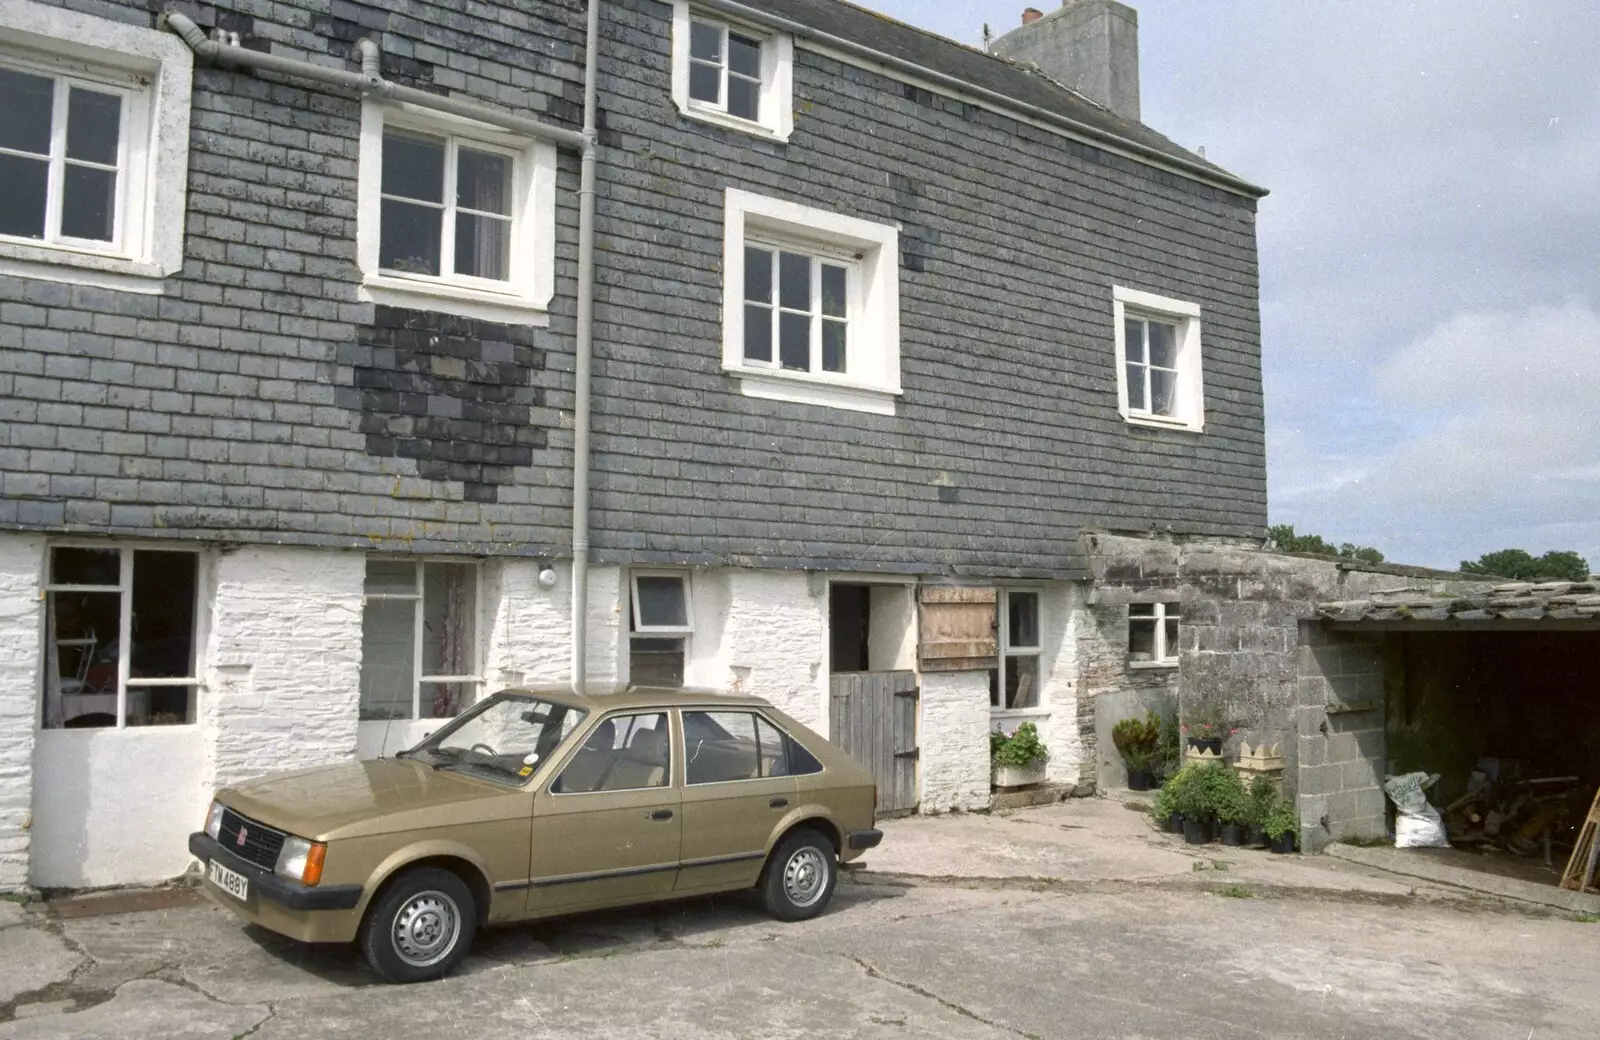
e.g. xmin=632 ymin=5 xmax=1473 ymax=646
xmin=1039 ymin=583 xmax=1085 ymax=785
xmin=0 ymin=535 xmax=44 ymax=891
xmin=867 ymin=585 xmax=917 ymax=672
xmin=204 ymin=547 xmax=365 ymax=789
xmin=919 ymin=670 xmax=991 ymax=812
xmin=29 ymin=727 xmax=206 ymax=888
xmin=483 ymin=561 xmax=622 ymax=691
xmin=696 ymin=569 xmax=827 ymax=732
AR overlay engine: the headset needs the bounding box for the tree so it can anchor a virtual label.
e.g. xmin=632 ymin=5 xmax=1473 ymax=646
xmin=1459 ymin=549 xmax=1590 ymax=582
xmin=1267 ymin=524 xmax=1385 ymax=564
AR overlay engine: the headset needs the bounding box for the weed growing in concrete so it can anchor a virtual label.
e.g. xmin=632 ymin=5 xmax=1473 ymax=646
xmin=1575 ymin=913 xmax=1600 ymax=924
xmin=1219 ymin=885 xmax=1254 ymax=899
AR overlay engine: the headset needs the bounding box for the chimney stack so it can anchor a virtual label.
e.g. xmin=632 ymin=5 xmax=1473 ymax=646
xmin=992 ymin=1 xmax=1141 ymax=123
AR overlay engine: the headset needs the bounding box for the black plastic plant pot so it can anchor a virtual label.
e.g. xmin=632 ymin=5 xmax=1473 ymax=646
xmin=1269 ymin=832 xmax=1296 ymax=854
xmin=1166 ymin=812 xmax=1184 ymax=834
xmin=1182 ymin=818 xmax=1208 ymax=845
xmin=1128 ymin=770 xmax=1152 ymax=792
xmin=1246 ymin=826 xmax=1267 ymax=847
xmin=1186 ymin=737 xmax=1224 ymax=755
xmin=1220 ymin=823 xmax=1244 ymax=847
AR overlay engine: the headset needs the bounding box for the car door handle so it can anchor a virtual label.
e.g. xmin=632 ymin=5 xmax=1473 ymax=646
xmin=770 ymin=798 xmax=788 ymax=809
xmin=648 ymin=809 xmax=674 ymax=821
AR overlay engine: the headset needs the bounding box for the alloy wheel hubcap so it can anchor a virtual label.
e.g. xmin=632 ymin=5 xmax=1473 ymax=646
xmin=391 ymin=891 xmax=460 ymax=967
xmin=783 ymin=846 xmax=829 ymax=907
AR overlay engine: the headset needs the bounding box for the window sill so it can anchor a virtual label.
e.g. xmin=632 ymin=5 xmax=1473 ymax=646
xmin=1128 ymin=660 xmax=1180 ymax=671
xmin=676 ymin=101 xmax=791 ymax=142
xmin=358 ymin=274 xmax=552 ymax=327
xmin=727 ymin=366 xmax=900 ymax=416
xmin=990 ymin=707 xmax=1049 ymax=719
xmin=1123 ymin=412 xmax=1204 ymax=434
xmin=0 ymin=243 xmax=172 ymax=295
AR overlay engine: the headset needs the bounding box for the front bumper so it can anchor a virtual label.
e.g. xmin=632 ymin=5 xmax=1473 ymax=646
xmin=847 ymin=828 xmax=883 ymax=851
xmin=190 ymin=832 xmax=363 ymax=917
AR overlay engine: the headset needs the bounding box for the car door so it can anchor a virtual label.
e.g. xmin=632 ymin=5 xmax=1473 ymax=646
xmin=675 ymin=709 xmax=799 ymax=893
xmin=527 ymin=710 xmax=682 ymax=913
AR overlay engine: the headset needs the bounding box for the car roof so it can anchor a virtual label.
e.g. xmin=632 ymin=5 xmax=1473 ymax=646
xmin=495 ymin=684 xmax=774 ymax=713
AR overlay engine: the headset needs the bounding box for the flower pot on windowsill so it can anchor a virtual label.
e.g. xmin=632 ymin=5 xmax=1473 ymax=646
xmin=992 ymin=759 xmax=1047 ymax=789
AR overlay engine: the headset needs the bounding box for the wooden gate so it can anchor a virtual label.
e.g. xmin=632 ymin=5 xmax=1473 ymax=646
xmin=829 ymin=670 xmax=919 ymax=814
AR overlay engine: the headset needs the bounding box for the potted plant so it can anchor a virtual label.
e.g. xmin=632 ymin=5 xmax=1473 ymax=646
xmin=1150 ymin=779 xmax=1183 ymax=833
xmin=1245 ymin=775 xmax=1276 ymax=847
xmin=1263 ymin=795 xmax=1298 ymax=854
xmin=1111 ymin=710 xmax=1161 ymax=790
xmin=1173 ymin=765 xmax=1212 ymax=844
xmin=1204 ymin=767 xmax=1249 ymax=846
xmin=1181 ymin=702 xmax=1235 ymax=756
xmin=991 ymin=722 xmax=1049 ymax=787
xmin=1154 ymin=710 xmax=1182 ymax=784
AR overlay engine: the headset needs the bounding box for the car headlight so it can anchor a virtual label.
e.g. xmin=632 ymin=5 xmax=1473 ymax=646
xmin=204 ymin=801 xmax=226 ymax=840
xmin=274 ymin=836 xmax=327 ymax=887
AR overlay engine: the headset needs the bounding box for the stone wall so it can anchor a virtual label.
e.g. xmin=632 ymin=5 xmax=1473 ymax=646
xmin=920 ymin=671 xmax=991 ymax=813
xmin=0 ymin=535 xmax=44 ymax=892
xmin=1294 ymin=623 xmax=1387 ymax=851
xmin=1078 ymin=586 xmax=1180 ymax=791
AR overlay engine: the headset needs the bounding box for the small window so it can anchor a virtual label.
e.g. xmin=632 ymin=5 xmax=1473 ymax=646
xmin=41 ymin=545 xmax=201 ymax=728
xmin=670 ymin=4 xmax=794 ymax=140
xmin=0 ymin=4 xmax=193 ymax=291
xmin=1129 ymin=602 xmax=1180 ymax=667
xmin=553 ymin=712 xmax=672 ymax=793
xmin=379 ymin=130 xmax=513 ymax=283
xmin=743 ymin=245 xmax=851 ymax=375
xmin=990 ymin=590 xmax=1041 ymax=711
xmin=629 ymin=572 xmax=692 ymax=688
xmin=683 ymin=710 xmax=808 ymax=784
xmin=359 ymin=559 xmax=481 ymax=720
xmin=1112 ymin=286 xmax=1205 ymax=431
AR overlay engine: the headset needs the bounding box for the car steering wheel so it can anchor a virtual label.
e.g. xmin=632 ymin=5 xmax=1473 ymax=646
xmin=470 ymin=742 xmax=498 ymax=758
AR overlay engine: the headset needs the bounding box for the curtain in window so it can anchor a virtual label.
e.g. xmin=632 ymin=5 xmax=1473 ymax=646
xmin=430 ymin=565 xmax=471 ymax=717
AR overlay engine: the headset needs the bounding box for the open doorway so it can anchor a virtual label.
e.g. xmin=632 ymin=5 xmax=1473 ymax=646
xmin=828 ymin=582 xmax=919 ymax=813
xmin=829 ymin=583 xmax=915 ymax=674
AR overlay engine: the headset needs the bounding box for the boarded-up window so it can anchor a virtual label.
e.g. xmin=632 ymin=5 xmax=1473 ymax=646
xmin=918 ymin=586 xmax=997 ymax=672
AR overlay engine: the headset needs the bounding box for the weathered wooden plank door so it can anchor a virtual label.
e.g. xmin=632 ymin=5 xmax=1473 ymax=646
xmin=829 ymin=670 xmax=919 ymax=814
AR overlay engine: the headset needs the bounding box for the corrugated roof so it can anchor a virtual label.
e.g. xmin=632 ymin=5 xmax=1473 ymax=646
xmin=1319 ymin=582 xmax=1600 ymax=625
xmin=731 ymin=0 xmax=1267 ymax=197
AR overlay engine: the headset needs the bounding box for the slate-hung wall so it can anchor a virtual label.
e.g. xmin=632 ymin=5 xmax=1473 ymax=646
xmin=588 ymin=0 xmax=1266 ymax=578
xmin=1 ymin=0 xmax=1264 ymax=576
xmin=1 ymin=0 xmax=587 ymax=555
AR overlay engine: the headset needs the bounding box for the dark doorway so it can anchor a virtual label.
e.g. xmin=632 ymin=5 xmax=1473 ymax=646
xmin=829 ymin=584 xmax=870 ymax=672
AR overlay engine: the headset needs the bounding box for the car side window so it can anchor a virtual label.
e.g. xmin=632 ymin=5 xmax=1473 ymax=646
xmin=684 ymin=710 xmax=813 ymax=784
xmin=552 ymin=712 xmax=671 ymax=793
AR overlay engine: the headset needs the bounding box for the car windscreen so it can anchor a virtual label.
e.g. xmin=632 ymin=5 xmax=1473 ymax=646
xmin=406 ymin=693 xmax=586 ymax=785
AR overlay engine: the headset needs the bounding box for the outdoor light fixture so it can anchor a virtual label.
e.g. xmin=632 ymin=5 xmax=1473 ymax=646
xmin=538 ymin=566 xmax=558 ymax=589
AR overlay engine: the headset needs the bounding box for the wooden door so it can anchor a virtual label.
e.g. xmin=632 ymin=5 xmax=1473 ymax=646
xmin=828 ymin=670 xmax=919 ymax=814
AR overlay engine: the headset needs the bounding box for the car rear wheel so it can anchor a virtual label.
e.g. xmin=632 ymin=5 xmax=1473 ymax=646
xmin=360 ymin=867 xmax=477 ymax=983
xmin=760 ymin=828 xmax=837 ymax=922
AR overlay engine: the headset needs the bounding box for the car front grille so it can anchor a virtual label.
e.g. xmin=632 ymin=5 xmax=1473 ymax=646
xmin=217 ymin=808 xmax=287 ymax=871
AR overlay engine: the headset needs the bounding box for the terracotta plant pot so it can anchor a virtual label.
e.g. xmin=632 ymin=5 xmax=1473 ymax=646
xmin=1182 ymin=818 xmax=1208 ymax=845
xmin=1269 ymin=832 xmax=1296 ymax=854
xmin=1220 ymin=823 xmax=1244 ymax=847
xmin=1128 ymin=769 xmax=1152 ymax=792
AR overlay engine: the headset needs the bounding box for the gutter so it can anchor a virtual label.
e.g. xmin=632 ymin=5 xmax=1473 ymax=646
xmin=695 ymin=0 xmax=1268 ymax=200
xmin=161 ymin=9 xmax=603 ymax=692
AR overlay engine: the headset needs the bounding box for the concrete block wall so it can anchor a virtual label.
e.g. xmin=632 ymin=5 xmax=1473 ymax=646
xmin=1295 ymin=623 xmax=1388 ymax=852
xmin=920 ymin=671 xmax=991 ymax=812
xmin=0 ymin=535 xmax=45 ymax=891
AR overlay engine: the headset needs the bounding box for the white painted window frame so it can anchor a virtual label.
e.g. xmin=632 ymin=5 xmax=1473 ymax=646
xmin=357 ymin=100 xmax=557 ymax=326
xmin=1111 ymin=286 xmax=1205 ymax=432
xmin=722 ymin=188 xmax=901 ymax=415
xmin=992 ymin=588 xmax=1044 ymax=716
xmin=360 ymin=558 xmax=484 ymax=721
xmin=741 ymin=237 xmax=855 ymax=378
xmin=1128 ymin=601 xmax=1181 ymax=669
xmin=670 ymin=2 xmax=794 ymax=141
xmin=40 ymin=542 xmax=208 ymax=730
xmin=629 ymin=570 xmax=695 ymax=636
xmin=0 ymin=1 xmax=192 ymax=294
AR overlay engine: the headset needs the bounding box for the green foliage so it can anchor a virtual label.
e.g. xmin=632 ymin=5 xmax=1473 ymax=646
xmin=1575 ymin=913 xmax=1600 ymax=925
xmin=1156 ymin=710 xmax=1182 ymax=778
xmin=1219 ymin=884 xmax=1254 ymax=899
xmin=1150 ymin=777 xmax=1178 ymax=823
xmin=1263 ymin=796 xmax=1298 ymax=841
xmin=1268 ymin=524 xmax=1385 ymax=564
xmin=1182 ymin=701 xmax=1236 ymax=743
xmin=1162 ymin=762 xmax=1230 ymax=820
xmin=1246 ymin=775 xmax=1277 ymax=828
xmin=1459 ymin=548 xmax=1591 ymax=582
xmin=1112 ymin=710 xmax=1164 ymax=771
xmin=990 ymin=722 xmax=1049 ymax=767
xmin=1201 ymin=766 xmax=1249 ymax=825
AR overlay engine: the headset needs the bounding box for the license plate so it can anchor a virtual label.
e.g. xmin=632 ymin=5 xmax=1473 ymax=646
xmin=208 ymin=859 xmax=249 ymax=902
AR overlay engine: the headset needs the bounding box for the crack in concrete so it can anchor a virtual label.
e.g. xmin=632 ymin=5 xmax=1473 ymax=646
xmin=845 ymin=954 xmax=1036 ymax=1039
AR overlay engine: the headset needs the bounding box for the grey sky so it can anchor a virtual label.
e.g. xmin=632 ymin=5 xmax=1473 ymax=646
xmin=856 ymin=0 xmax=1600 ymax=572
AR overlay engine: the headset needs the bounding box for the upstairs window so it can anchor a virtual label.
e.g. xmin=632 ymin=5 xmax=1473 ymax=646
xmin=0 ymin=2 xmax=193 ymax=292
xmin=1112 ymin=286 xmax=1205 ymax=431
xmin=357 ymin=102 xmax=557 ymax=325
xmin=742 ymin=244 xmax=851 ymax=375
xmin=670 ymin=4 xmax=793 ymax=140
xmin=1128 ymin=602 xmax=1180 ymax=667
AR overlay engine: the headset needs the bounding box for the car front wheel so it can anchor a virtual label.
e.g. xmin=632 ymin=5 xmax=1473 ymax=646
xmin=360 ymin=867 xmax=477 ymax=983
xmin=761 ymin=828 xmax=837 ymax=922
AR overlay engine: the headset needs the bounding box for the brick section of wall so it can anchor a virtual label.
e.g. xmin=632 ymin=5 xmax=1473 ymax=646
xmin=4 ymin=0 xmax=1264 ymax=578
xmin=919 ymin=670 xmax=991 ymax=812
xmin=1295 ymin=623 xmax=1388 ymax=852
xmin=0 ymin=535 xmax=44 ymax=892
xmin=203 ymin=545 xmax=365 ymax=789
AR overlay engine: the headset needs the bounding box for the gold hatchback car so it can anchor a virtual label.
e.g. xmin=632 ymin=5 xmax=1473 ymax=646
xmin=189 ymin=686 xmax=882 ymax=982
